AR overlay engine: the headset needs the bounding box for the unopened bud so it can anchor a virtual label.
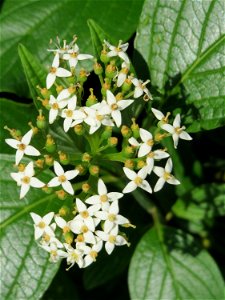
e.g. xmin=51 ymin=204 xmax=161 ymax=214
xmin=94 ymin=62 xmax=103 ymax=75
xmin=100 ymin=49 xmax=110 ymax=63
xmin=59 ymin=205 xmax=70 ymax=217
xmin=122 ymin=78 xmax=132 ymax=92
xmin=56 ymin=189 xmax=67 ymax=200
xmin=56 ymin=85 xmax=64 ymax=94
xmin=121 ymin=125 xmax=132 ymax=138
xmin=42 ymin=186 xmax=53 ymax=194
xmin=101 ymin=126 xmax=112 ymax=140
xmin=76 ymin=164 xmax=86 ymax=175
xmin=4 ymin=126 xmax=22 ymax=140
xmin=78 ymin=69 xmax=89 ymax=83
xmin=131 ymin=118 xmax=139 ymax=139
xmin=45 ymin=134 xmax=56 ymax=153
xmin=137 ymin=160 xmax=146 ymax=169
xmin=28 ymin=122 xmax=38 ymax=135
xmin=86 ymin=88 xmax=97 ymax=106
xmin=17 ymin=163 xmax=26 ymax=172
xmin=123 ymin=146 xmax=135 ymax=157
xmin=74 ymin=124 xmax=85 ymax=135
xmin=64 ymin=232 xmax=74 ymax=244
xmin=44 ymin=155 xmax=54 ymax=166
xmin=37 ymin=86 xmax=50 ymax=98
xmin=105 ymin=62 xmax=116 ymax=79
xmin=101 ymin=79 xmax=111 ymax=96
xmin=89 ymin=165 xmax=100 ymax=176
xmin=58 ymin=151 xmax=69 ymax=165
xmin=124 ymin=159 xmax=135 ymax=169
xmin=35 ymin=159 xmax=44 ymax=169
xmin=82 ymin=153 xmax=92 ymax=162
xmin=36 ymin=110 xmax=47 ymax=129
xmin=108 ymin=137 xmax=118 ymax=147
xmin=82 ymin=183 xmax=91 ymax=193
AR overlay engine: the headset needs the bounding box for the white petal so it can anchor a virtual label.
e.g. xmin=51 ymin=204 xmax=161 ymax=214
xmin=68 ymin=57 xmax=78 ymax=68
xmin=172 ymin=134 xmax=179 ymax=149
xmin=52 ymin=53 xmax=59 ymax=68
xmin=84 ymin=217 xmax=95 ymax=232
xmin=25 ymin=161 xmax=34 ymax=177
xmin=146 ymin=158 xmax=154 ymax=174
xmin=167 ymin=177 xmax=180 ymax=185
xmin=118 ymin=51 xmax=129 ymax=63
xmin=84 ymin=231 xmax=96 ymax=244
xmin=98 ymin=179 xmax=107 ymax=195
xmin=76 ymin=198 xmax=86 ymax=212
xmin=21 ymin=129 xmax=33 ymax=145
xmin=115 ymin=235 xmax=127 ymax=246
xmin=95 ymin=211 xmax=108 ymax=221
xmin=165 ymin=158 xmax=173 ymax=173
xmin=106 ymin=90 xmax=116 ymax=106
xmin=122 ymin=181 xmax=137 ymax=193
xmin=48 ymin=177 xmax=60 ymax=187
xmin=63 ymin=118 xmax=72 ymax=132
xmin=131 ymin=78 xmax=139 ymax=87
xmin=151 ymin=108 xmax=164 ymax=120
xmin=107 ymin=50 xmax=117 ymax=57
xmin=153 ymin=166 xmax=164 ymax=177
xmin=77 ymin=54 xmax=93 ymax=60
xmin=161 ymin=124 xmax=174 ymax=134
xmin=25 ymin=145 xmax=40 ymax=156
xmin=140 ymin=180 xmax=152 ymax=193
xmin=154 ymin=177 xmax=165 ymax=192
xmin=107 ymin=192 xmax=123 ymax=201
xmin=123 ymin=167 xmax=136 ymax=180
xmin=30 ymin=212 xmax=42 ymax=224
xmin=179 ymin=131 xmax=192 ymax=141
xmin=105 ymin=242 xmax=114 ymax=255
xmin=34 ymin=227 xmax=44 ymax=240
xmin=55 ymin=216 xmax=66 ymax=229
xmin=112 ymin=110 xmax=121 ymax=127
xmin=30 ymin=177 xmax=45 ymax=188
xmin=128 ymin=137 xmax=140 ymax=147
xmin=173 ymin=114 xmax=181 ymax=128
xmin=62 ymin=181 xmax=74 ymax=195
xmin=139 ymin=128 xmax=152 ymax=142
xmin=56 ymin=68 xmax=72 ymax=77
xmin=138 ymin=167 xmax=148 ymax=179
xmin=154 ymin=150 xmax=170 ymax=160
xmin=134 ymin=87 xmax=143 ymax=98
xmin=20 ymin=183 xmax=30 ymax=199
xmin=117 ymin=100 xmax=134 ymax=110
xmin=49 ymin=108 xmax=58 ymax=124
xmin=15 ymin=150 xmax=24 ymax=165
xmin=109 ymin=200 xmax=119 ymax=214
xmin=65 ymin=169 xmax=79 ymax=180
xmin=104 ymin=220 xmax=114 ymax=233
xmin=95 ymin=230 xmax=108 ymax=242
xmin=88 ymin=204 xmax=101 ymax=215
xmin=46 ymin=73 xmax=56 ymax=89
xmin=5 ymin=138 xmax=19 ymax=149
xmin=11 ymin=172 xmax=22 ymax=183
xmin=116 ymin=215 xmax=129 ymax=225
xmin=54 ymin=161 xmax=64 ymax=176
xmin=57 ymin=89 xmax=71 ymax=101
xmin=85 ymin=195 xmax=100 ymax=205
xmin=117 ymin=73 xmax=126 ymax=87
xmin=138 ymin=143 xmax=151 ymax=157
xmin=43 ymin=212 xmax=54 ymax=225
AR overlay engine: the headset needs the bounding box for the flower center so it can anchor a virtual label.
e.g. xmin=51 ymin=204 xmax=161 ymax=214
xmin=163 ymin=172 xmax=172 ymax=181
xmin=22 ymin=176 xmax=30 ymax=184
xmin=58 ymin=175 xmax=67 ymax=183
xmin=81 ymin=210 xmax=89 ymax=218
xmin=90 ymin=251 xmax=98 ymax=260
xmin=111 ymin=103 xmax=118 ymax=110
xmin=175 ymin=127 xmax=183 ymax=134
xmin=100 ymin=194 xmax=108 ymax=202
xmin=63 ymin=226 xmax=70 ymax=233
xmin=108 ymin=235 xmax=116 ymax=243
xmin=147 ymin=139 xmax=154 ymax=146
xmin=50 ymin=67 xmax=57 ymax=74
xmin=66 ymin=110 xmax=73 ymax=117
xmin=68 ymin=86 xmax=76 ymax=94
xmin=108 ymin=214 xmax=116 ymax=222
xmin=70 ymin=52 xmax=78 ymax=58
xmin=148 ymin=152 xmax=155 ymax=158
xmin=38 ymin=221 xmax=46 ymax=229
xmin=81 ymin=225 xmax=88 ymax=233
xmin=52 ymin=103 xmax=59 ymax=110
xmin=50 ymin=250 xmax=57 ymax=257
xmin=134 ymin=176 xmax=143 ymax=185
xmin=18 ymin=143 xmax=26 ymax=151
xmin=96 ymin=114 xmax=103 ymax=121
xmin=71 ymin=252 xmax=78 ymax=261
xmin=43 ymin=233 xmax=50 ymax=242
xmin=76 ymin=234 xmax=84 ymax=243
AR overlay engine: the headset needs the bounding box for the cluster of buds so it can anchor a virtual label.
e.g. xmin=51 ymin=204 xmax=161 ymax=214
xmin=5 ymin=36 xmax=192 ymax=269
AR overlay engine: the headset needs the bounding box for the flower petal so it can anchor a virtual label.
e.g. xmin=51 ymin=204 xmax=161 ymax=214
xmin=62 ymin=181 xmax=74 ymax=195
xmin=15 ymin=150 xmax=24 ymax=165
xmin=21 ymin=129 xmax=33 ymax=145
xmin=122 ymin=181 xmax=137 ymax=193
xmin=5 ymin=138 xmax=19 ymax=149
xmin=24 ymin=161 xmax=34 ymax=177
xmin=154 ymin=177 xmax=165 ymax=192
xmin=30 ymin=177 xmax=45 ymax=188
xmin=140 ymin=180 xmax=152 ymax=193
xmin=105 ymin=241 xmax=114 ymax=255
xmin=48 ymin=177 xmax=60 ymax=187
xmin=173 ymin=114 xmax=181 ymax=128
xmin=139 ymin=128 xmax=152 ymax=142
xmin=46 ymin=73 xmax=56 ymax=89
xmin=20 ymin=183 xmax=30 ymax=199
xmin=165 ymin=158 xmax=173 ymax=173
xmin=106 ymin=90 xmax=116 ymax=106
xmin=151 ymin=108 xmax=164 ymax=120
xmin=123 ymin=167 xmax=136 ymax=180
xmin=111 ymin=110 xmax=121 ymax=127
xmin=76 ymin=198 xmax=86 ymax=212
xmin=138 ymin=143 xmax=151 ymax=157
xmin=25 ymin=145 xmax=40 ymax=156
xmin=56 ymin=68 xmax=72 ymax=77
xmin=65 ymin=169 xmax=79 ymax=180
xmin=54 ymin=161 xmax=64 ymax=176
xmin=43 ymin=212 xmax=54 ymax=225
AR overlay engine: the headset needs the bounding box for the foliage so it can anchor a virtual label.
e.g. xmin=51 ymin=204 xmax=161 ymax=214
xmin=0 ymin=0 xmax=224 ymax=299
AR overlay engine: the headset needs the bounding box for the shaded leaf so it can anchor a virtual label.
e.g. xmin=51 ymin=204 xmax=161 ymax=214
xmin=0 ymin=154 xmax=62 ymax=300
xmin=128 ymin=226 xmax=224 ymax=300
xmin=135 ymin=0 xmax=225 ymax=132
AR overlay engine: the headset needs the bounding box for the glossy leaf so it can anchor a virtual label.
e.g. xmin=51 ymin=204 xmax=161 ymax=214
xmin=135 ymin=0 xmax=225 ymax=132
xmin=128 ymin=226 xmax=224 ymax=300
xmin=0 ymin=0 xmax=144 ymax=96
xmin=0 ymin=154 xmax=62 ymax=300
xmin=172 ymin=183 xmax=225 ymax=221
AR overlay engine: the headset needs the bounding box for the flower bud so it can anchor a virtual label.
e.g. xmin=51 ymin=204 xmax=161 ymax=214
xmin=37 ymin=86 xmax=51 ymax=98
xmin=4 ymin=126 xmax=22 ymax=140
xmin=108 ymin=137 xmax=118 ymax=147
xmin=100 ymin=49 xmax=110 ymax=64
xmin=89 ymin=165 xmax=100 ymax=176
xmin=64 ymin=232 xmax=74 ymax=244
xmin=78 ymin=69 xmax=89 ymax=83
xmin=131 ymin=118 xmax=140 ymax=139
xmin=35 ymin=159 xmax=44 ymax=169
xmin=82 ymin=152 xmax=92 ymax=162
xmin=36 ymin=110 xmax=47 ymax=129
xmin=56 ymin=189 xmax=67 ymax=200
xmin=122 ymin=78 xmax=132 ymax=92
xmin=82 ymin=183 xmax=91 ymax=193
xmin=124 ymin=159 xmax=135 ymax=169
xmin=123 ymin=146 xmax=135 ymax=158
xmin=101 ymin=79 xmax=111 ymax=96
xmin=86 ymin=88 xmax=97 ymax=106
xmin=42 ymin=186 xmax=53 ymax=194
xmin=45 ymin=134 xmax=56 ymax=153
xmin=56 ymin=85 xmax=64 ymax=94
xmin=121 ymin=125 xmax=132 ymax=138
xmin=105 ymin=62 xmax=116 ymax=79
xmin=137 ymin=160 xmax=146 ymax=169
xmin=76 ymin=164 xmax=86 ymax=175
xmin=17 ymin=163 xmax=26 ymax=172
xmin=94 ymin=62 xmax=103 ymax=75
xmin=115 ymin=93 xmax=124 ymax=101
xmin=59 ymin=205 xmax=70 ymax=217
xmin=28 ymin=122 xmax=39 ymax=135
xmin=74 ymin=124 xmax=85 ymax=135
xmin=101 ymin=126 xmax=112 ymax=140
xmin=58 ymin=151 xmax=69 ymax=165
xmin=44 ymin=155 xmax=54 ymax=166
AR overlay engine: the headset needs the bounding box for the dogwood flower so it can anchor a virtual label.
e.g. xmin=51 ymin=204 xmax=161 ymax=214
xmin=132 ymin=78 xmax=152 ymax=100
xmin=41 ymin=242 xmax=67 ymax=263
xmin=46 ymin=53 xmax=72 ymax=89
xmin=96 ymin=226 xmax=128 ymax=255
xmin=48 ymin=161 xmax=79 ymax=195
xmin=153 ymin=158 xmax=180 ymax=192
xmin=63 ymin=43 xmax=93 ymax=68
xmin=85 ymin=178 xmax=123 ymax=211
xmin=95 ymin=200 xmax=130 ymax=233
xmin=129 ymin=128 xmax=154 ymax=157
xmin=30 ymin=212 xmax=55 ymax=240
xmin=5 ymin=129 xmax=40 ymax=165
xmin=104 ymin=40 xmax=129 ymax=63
xmin=122 ymin=167 xmax=152 ymax=194
xmin=69 ymin=219 xmax=97 ymax=244
xmin=100 ymin=90 xmax=134 ymax=127
xmin=161 ymin=114 xmax=192 ymax=148
xmin=77 ymin=240 xmax=103 ymax=267
xmin=11 ymin=161 xmax=45 ymax=199
xmin=117 ymin=62 xmax=130 ymax=87
xmin=64 ymin=243 xmax=84 ymax=269
xmin=146 ymin=150 xmax=170 ymax=174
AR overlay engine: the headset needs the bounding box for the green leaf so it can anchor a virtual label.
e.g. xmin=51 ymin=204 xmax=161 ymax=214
xmin=87 ymin=19 xmax=112 ymax=59
xmin=0 ymin=0 xmax=144 ymax=96
xmin=135 ymin=0 xmax=225 ymax=132
xmin=0 ymin=154 xmax=62 ymax=300
xmin=172 ymin=183 xmax=225 ymax=221
xmin=18 ymin=44 xmax=47 ymax=109
xmin=0 ymin=98 xmax=37 ymax=153
xmin=128 ymin=226 xmax=224 ymax=300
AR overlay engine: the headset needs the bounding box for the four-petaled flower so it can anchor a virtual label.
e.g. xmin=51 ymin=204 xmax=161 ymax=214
xmin=30 ymin=212 xmax=55 ymax=240
xmin=62 ymin=44 xmax=93 ymax=68
xmin=104 ymin=40 xmax=129 ymax=63
xmin=132 ymin=78 xmax=152 ymax=100
xmin=48 ymin=161 xmax=79 ymax=195
xmin=129 ymin=128 xmax=154 ymax=157
xmin=5 ymin=129 xmax=40 ymax=165
xmin=122 ymin=167 xmax=152 ymax=194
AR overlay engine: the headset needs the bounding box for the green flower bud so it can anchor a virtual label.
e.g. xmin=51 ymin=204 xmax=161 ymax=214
xmin=137 ymin=160 xmax=146 ymax=169
xmin=42 ymin=186 xmax=53 ymax=194
xmin=101 ymin=79 xmax=111 ymax=97
xmin=124 ymin=159 xmax=135 ymax=169
xmin=100 ymin=49 xmax=110 ymax=64
xmin=122 ymin=78 xmax=132 ymax=93
xmin=89 ymin=165 xmax=100 ymax=176
xmin=35 ymin=159 xmax=44 ymax=169
xmin=58 ymin=151 xmax=70 ymax=165
xmin=74 ymin=124 xmax=85 ymax=135
xmin=64 ymin=232 xmax=74 ymax=244
xmin=56 ymin=85 xmax=64 ymax=94
xmin=55 ymin=189 xmax=67 ymax=200
xmin=44 ymin=155 xmax=54 ymax=166
xmin=76 ymin=164 xmax=86 ymax=175
xmin=108 ymin=137 xmax=118 ymax=147
xmin=45 ymin=134 xmax=56 ymax=153
xmin=105 ymin=63 xmax=117 ymax=79
xmin=36 ymin=110 xmax=47 ymax=129
xmin=82 ymin=152 xmax=92 ymax=162
xmin=131 ymin=118 xmax=140 ymax=139
xmin=123 ymin=146 xmax=135 ymax=158
xmin=59 ymin=205 xmax=70 ymax=217
xmin=78 ymin=69 xmax=89 ymax=83
xmin=121 ymin=125 xmax=132 ymax=138
xmin=86 ymin=88 xmax=97 ymax=106
xmin=82 ymin=183 xmax=91 ymax=193
xmin=94 ymin=62 xmax=103 ymax=75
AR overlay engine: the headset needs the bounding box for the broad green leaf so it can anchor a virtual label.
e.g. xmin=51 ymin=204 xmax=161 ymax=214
xmin=172 ymin=183 xmax=225 ymax=221
xmin=18 ymin=44 xmax=47 ymax=109
xmin=135 ymin=0 xmax=225 ymax=132
xmin=0 ymin=0 xmax=144 ymax=96
xmin=128 ymin=226 xmax=224 ymax=300
xmin=0 ymin=98 xmax=37 ymax=153
xmin=0 ymin=154 xmax=62 ymax=300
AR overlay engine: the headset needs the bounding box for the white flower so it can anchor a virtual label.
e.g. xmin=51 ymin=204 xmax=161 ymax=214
xmin=153 ymin=158 xmax=180 ymax=192
xmin=146 ymin=150 xmax=170 ymax=175
xmin=72 ymin=198 xmax=100 ymax=232
xmin=57 ymin=86 xmax=76 ymax=102
xmin=95 ymin=200 xmax=130 ymax=233
xmin=132 ymin=78 xmax=152 ymax=100
xmin=122 ymin=167 xmax=152 ymax=194
xmin=48 ymin=161 xmax=79 ymax=195
xmin=30 ymin=212 xmax=55 ymax=240
xmin=151 ymin=108 xmax=166 ymax=121
xmin=100 ymin=90 xmax=134 ymax=127
xmin=46 ymin=53 xmax=72 ymax=89
xmin=5 ymin=129 xmax=40 ymax=165
xmin=117 ymin=62 xmax=130 ymax=87
xmin=42 ymin=242 xmax=67 ymax=263
xmin=104 ymin=40 xmax=129 ymax=63
xmin=11 ymin=161 xmax=45 ymax=199
xmin=63 ymin=44 xmax=93 ymax=68
xmin=48 ymin=95 xmax=68 ymax=124
xmin=129 ymin=128 xmax=154 ymax=157
xmin=161 ymin=114 xmax=192 ymax=148
xmin=61 ymin=97 xmax=86 ymax=132
xmin=96 ymin=226 xmax=128 ymax=255
xmin=77 ymin=241 xmax=103 ymax=267
xmin=55 ymin=216 xmax=71 ymax=234
xmin=69 ymin=219 xmax=97 ymax=244
xmin=85 ymin=178 xmax=123 ymax=211
xmin=64 ymin=243 xmax=84 ymax=269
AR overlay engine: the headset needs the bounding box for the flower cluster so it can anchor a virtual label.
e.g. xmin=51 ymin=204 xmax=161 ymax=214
xmin=5 ymin=36 xmax=192 ymax=269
